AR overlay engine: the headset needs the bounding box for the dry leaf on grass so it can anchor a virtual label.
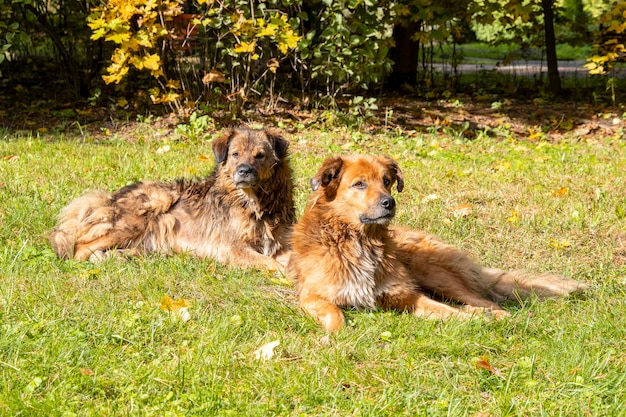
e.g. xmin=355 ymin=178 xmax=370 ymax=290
xmin=159 ymin=294 xmax=191 ymax=322
xmin=552 ymin=187 xmax=569 ymax=196
xmin=451 ymin=203 xmax=473 ymax=218
xmin=253 ymin=340 xmax=280 ymax=360
xmin=79 ymin=368 xmax=95 ymax=376
xmin=474 ymin=356 xmax=503 ymax=378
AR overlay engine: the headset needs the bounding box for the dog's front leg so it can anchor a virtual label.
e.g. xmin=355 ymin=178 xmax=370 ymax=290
xmin=378 ymin=285 xmax=469 ymax=318
xmin=299 ymin=293 xmax=345 ymax=332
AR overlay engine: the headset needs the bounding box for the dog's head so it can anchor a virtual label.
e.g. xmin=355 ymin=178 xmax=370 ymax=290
xmin=310 ymin=154 xmax=404 ymax=225
xmin=212 ymin=127 xmax=289 ymax=189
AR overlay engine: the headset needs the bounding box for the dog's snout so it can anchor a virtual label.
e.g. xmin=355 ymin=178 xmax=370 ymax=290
xmin=236 ymin=164 xmax=254 ymax=177
xmin=379 ymin=196 xmax=395 ymax=210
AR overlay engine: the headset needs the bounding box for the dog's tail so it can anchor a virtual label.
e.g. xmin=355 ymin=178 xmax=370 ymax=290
xmin=481 ymin=268 xmax=589 ymax=304
xmin=49 ymin=190 xmax=115 ymax=259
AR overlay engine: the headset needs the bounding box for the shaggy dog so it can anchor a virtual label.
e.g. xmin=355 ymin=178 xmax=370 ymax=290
xmin=287 ymin=154 xmax=588 ymax=331
xmin=49 ymin=127 xmax=296 ymax=270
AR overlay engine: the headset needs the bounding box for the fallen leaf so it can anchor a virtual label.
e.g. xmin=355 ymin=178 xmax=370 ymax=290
xmin=79 ymin=368 xmax=95 ymax=376
xmin=494 ymin=160 xmax=511 ymax=171
xmin=452 ymin=203 xmax=473 ymax=218
xmin=198 ymin=154 xmax=212 ymax=161
xmin=474 ymin=356 xmax=502 ymax=378
xmin=2 ymin=155 xmax=18 ymax=161
xmin=552 ymin=187 xmax=568 ymax=196
xmin=506 ymin=210 xmax=520 ymax=223
xmin=253 ymin=340 xmax=280 ymax=360
xmin=156 ymin=145 xmax=170 ymax=154
xmin=160 ymin=294 xmax=191 ymax=322
xmin=202 ymin=69 xmax=226 ymax=84
xmin=550 ymin=239 xmax=571 ymax=249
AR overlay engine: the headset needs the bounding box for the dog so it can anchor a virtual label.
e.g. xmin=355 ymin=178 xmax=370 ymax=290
xmin=286 ymin=154 xmax=588 ymax=331
xmin=49 ymin=127 xmax=296 ymax=270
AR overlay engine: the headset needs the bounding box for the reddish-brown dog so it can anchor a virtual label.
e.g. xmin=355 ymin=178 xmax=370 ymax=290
xmin=49 ymin=127 xmax=296 ymax=270
xmin=287 ymin=154 xmax=588 ymax=331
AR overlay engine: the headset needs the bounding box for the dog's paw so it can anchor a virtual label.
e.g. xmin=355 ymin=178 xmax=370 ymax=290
xmin=88 ymin=250 xmax=107 ymax=263
xmin=460 ymin=305 xmax=511 ymax=320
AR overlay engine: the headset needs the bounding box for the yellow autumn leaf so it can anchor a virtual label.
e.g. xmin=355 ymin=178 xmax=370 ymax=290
xmin=278 ymin=30 xmax=301 ymax=53
xmin=494 ymin=160 xmax=511 ymax=171
xmin=506 ymin=210 xmax=520 ymax=223
xmin=256 ymin=23 xmax=278 ymax=38
xmin=105 ymin=32 xmax=131 ymax=44
xmin=151 ymin=91 xmax=181 ymax=104
xmin=234 ymin=41 xmax=257 ymax=54
xmin=552 ymin=187 xmax=569 ymax=197
xmin=160 ymin=294 xmax=191 ymax=321
xmin=102 ymin=71 xmax=126 ymax=84
xmin=550 ymin=239 xmax=571 ymax=249
xmin=143 ymin=54 xmax=160 ymax=71
xmin=166 ymin=79 xmax=181 ymax=89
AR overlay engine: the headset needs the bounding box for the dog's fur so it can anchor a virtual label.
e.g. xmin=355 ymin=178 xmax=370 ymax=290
xmin=49 ymin=127 xmax=296 ymax=270
xmin=287 ymin=154 xmax=588 ymax=331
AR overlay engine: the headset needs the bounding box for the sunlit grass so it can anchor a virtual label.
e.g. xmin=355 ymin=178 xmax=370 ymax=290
xmin=1 ymin=125 xmax=625 ymax=416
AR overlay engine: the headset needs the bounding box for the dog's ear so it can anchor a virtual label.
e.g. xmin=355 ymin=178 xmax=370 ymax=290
xmin=211 ymin=130 xmax=234 ymax=163
xmin=310 ymin=157 xmax=344 ymax=198
xmin=379 ymin=155 xmax=404 ymax=192
xmin=265 ymin=129 xmax=289 ymax=159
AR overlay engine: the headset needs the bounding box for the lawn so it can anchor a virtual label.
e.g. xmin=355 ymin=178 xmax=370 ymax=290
xmin=1 ymin=121 xmax=625 ymax=416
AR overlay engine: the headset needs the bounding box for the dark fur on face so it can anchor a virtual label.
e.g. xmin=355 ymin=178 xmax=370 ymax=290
xmin=49 ymin=127 xmax=296 ymax=270
xmin=287 ymin=154 xmax=588 ymax=332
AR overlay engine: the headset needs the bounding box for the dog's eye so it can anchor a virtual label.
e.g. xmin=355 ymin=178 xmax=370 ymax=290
xmin=254 ymin=152 xmax=265 ymax=160
xmin=231 ymin=152 xmax=240 ymax=159
xmin=383 ymin=177 xmax=391 ymax=187
xmin=352 ymin=181 xmax=366 ymax=189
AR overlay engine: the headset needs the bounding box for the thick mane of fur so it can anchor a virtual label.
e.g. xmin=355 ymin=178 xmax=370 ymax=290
xmin=49 ymin=127 xmax=295 ymax=269
xmin=287 ymin=154 xmax=589 ymax=332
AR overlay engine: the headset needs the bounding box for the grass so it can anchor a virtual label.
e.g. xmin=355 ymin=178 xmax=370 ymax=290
xmin=1 ymin=122 xmax=626 ymax=416
xmin=437 ymin=42 xmax=593 ymax=63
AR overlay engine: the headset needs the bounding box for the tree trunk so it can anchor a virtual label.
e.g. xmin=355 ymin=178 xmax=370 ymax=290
xmin=542 ymin=0 xmax=562 ymax=95
xmin=387 ymin=21 xmax=421 ymax=91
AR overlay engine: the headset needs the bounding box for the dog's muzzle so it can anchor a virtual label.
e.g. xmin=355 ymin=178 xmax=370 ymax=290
xmin=233 ymin=163 xmax=258 ymax=188
xmin=359 ymin=195 xmax=396 ymax=224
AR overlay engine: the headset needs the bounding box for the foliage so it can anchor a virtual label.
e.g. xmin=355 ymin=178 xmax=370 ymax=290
xmin=472 ymin=0 xmax=546 ymax=48
xmin=0 ymin=0 xmax=623 ymax=111
xmin=296 ymin=0 xmax=394 ymax=100
xmin=0 ymin=0 xmax=102 ymax=97
xmin=585 ymin=0 xmax=626 ymax=74
xmin=87 ymin=0 xmax=301 ymax=112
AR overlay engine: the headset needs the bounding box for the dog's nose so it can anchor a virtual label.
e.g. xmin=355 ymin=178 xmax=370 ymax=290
xmin=379 ymin=196 xmax=395 ymax=210
xmin=236 ymin=164 xmax=254 ymax=177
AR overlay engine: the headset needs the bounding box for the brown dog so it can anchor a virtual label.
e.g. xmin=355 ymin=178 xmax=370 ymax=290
xmin=49 ymin=127 xmax=296 ymax=270
xmin=287 ymin=154 xmax=588 ymax=331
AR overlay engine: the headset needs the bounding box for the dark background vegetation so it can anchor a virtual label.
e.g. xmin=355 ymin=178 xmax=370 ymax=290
xmin=0 ymin=0 xmax=624 ymax=134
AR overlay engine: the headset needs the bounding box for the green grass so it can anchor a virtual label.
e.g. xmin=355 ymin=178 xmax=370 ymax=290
xmin=437 ymin=42 xmax=592 ymax=63
xmin=1 ymin=124 xmax=626 ymax=416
